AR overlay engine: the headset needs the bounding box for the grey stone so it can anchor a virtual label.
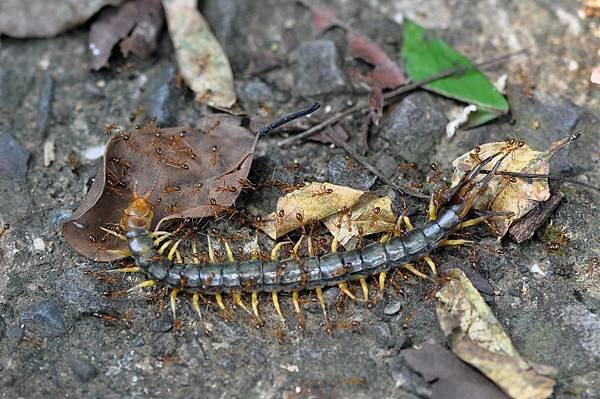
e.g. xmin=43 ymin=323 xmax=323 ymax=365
xmin=144 ymin=65 xmax=179 ymax=127
xmin=328 ymin=155 xmax=376 ymax=191
xmin=54 ymin=268 xmax=112 ymax=316
xmin=0 ymin=315 xmax=5 ymax=342
xmin=385 ymin=356 xmax=432 ymax=397
xmin=370 ymin=322 xmax=395 ymax=349
xmin=0 ymin=69 xmax=33 ymax=114
xmin=20 ymin=300 xmax=66 ymax=337
xmin=5 ymin=324 xmax=23 ymax=349
xmin=383 ymin=301 xmax=403 ymax=316
xmin=291 ymin=40 xmax=347 ymax=97
xmin=149 ymin=312 xmax=173 ymax=333
xmin=0 ymin=133 xmax=30 ymax=184
xmin=69 ymin=356 xmax=98 ymax=382
xmin=152 ymin=332 xmax=177 ymax=357
xmin=379 ymin=92 xmax=447 ymax=165
xmin=241 ymin=80 xmax=273 ymax=104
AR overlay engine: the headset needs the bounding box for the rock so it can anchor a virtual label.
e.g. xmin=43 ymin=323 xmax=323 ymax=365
xmin=144 ymin=65 xmax=179 ymax=127
xmin=241 ymin=80 xmax=274 ymax=104
xmin=328 ymin=155 xmax=376 ymax=191
xmin=148 ymin=312 xmax=173 ymax=333
xmin=0 ymin=133 xmax=30 ymax=184
xmin=383 ymin=301 xmax=403 ymax=316
xmin=5 ymin=324 xmax=23 ymax=349
xmin=0 ymin=315 xmax=5 ymax=341
xmin=69 ymin=356 xmax=98 ymax=382
xmin=370 ymin=322 xmax=396 ymax=349
xmin=20 ymin=300 xmax=66 ymax=337
xmin=378 ymin=92 xmax=447 ymax=165
xmin=291 ymin=40 xmax=348 ymax=97
xmin=0 ymin=69 xmax=33 ymax=115
xmin=385 ymin=356 xmax=432 ymax=397
xmin=152 ymin=332 xmax=177 ymax=357
xmin=54 ymin=268 xmax=112 ymax=316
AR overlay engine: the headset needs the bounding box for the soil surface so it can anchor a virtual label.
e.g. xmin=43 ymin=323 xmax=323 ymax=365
xmin=1 ymin=1 xmax=599 ymax=398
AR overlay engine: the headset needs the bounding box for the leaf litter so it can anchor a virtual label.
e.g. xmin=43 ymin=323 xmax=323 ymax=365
xmin=89 ymin=0 xmax=164 ymax=70
xmin=450 ymin=136 xmax=575 ymax=237
xmin=299 ymin=0 xmax=406 ymax=125
xmin=162 ymin=0 xmax=236 ymax=109
xmin=62 ymin=116 xmax=257 ymax=261
xmin=436 ymin=269 xmax=557 ymax=399
xmin=258 ymin=182 xmax=396 ymax=243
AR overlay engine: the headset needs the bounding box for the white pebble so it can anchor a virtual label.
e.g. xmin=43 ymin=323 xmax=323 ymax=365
xmin=84 ymin=145 xmax=105 ymax=160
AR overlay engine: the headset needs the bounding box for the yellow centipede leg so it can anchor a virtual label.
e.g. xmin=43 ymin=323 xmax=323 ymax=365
xmin=158 ymin=240 xmax=173 ymax=255
xmin=440 ymin=239 xmax=474 ymax=247
xmin=215 ymin=293 xmax=227 ymax=312
xmin=167 ymin=239 xmax=182 ymax=261
xmin=127 ymin=279 xmax=156 ymax=293
xmin=359 ymin=278 xmax=369 ymax=302
xmin=251 ymin=291 xmax=260 ymax=321
xmin=192 ymin=240 xmax=201 ymax=264
xmin=338 ymin=282 xmax=357 ymax=301
xmin=150 ymin=231 xmax=172 ymax=238
xmin=379 ymin=233 xmax=390 ymax=245
xmin=315 ymin=287 xmax=331 ymax=331
xmin=107 ymin=266 xmax=141 ymax=274
xmin=402 ymin=216 xmax=414 ymax=231
xmin=404 ymin=263 xmax=431 ymax=280
xmin=106 ymin=249 xmax=131 ymax=258
xmin=100 ymin=227 xmax=126 ymax=242
xmin=379 ymin=272 xmax=387 ymax=292
xmin=153 ymin=234 xmax=172 ymax=246
xmin=170 ymin=288 xmax=180 ymax=320
xmin=458 ymin=216 xmax=490 ymax=229
xmin=192 ymin=292 xmax=202 ymax=319
xmin=423 ymin=256 xmax=437 ymax=276
xmin=293 ymin=234 xmax=304 ymax=257
xmin=272 ymin=291 xmax=285 ymax=324
xmin=307 ymin=235 xmax=314 ymax=257
xmin=233 ymin=292 xmax=251 ymax=315
xmin=427 ymin=196 xmax=437 ymax=221
xmin=251 ymin=234 xmax=260 ymax=260
xmin=292 ymin=290 xmax=305 ymax=329
xmin=223 ymin=239 xmax=235 ymax=262
xmin=207 ymin=236 xmax=216 ymax=263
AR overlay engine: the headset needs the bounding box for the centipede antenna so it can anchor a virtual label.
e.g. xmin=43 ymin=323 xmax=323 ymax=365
xmin=258 ymin=103 xmax=320 ymax=138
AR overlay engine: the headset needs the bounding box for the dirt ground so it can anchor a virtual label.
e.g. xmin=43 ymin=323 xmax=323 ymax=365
xmin=0 ymin=0 xmax=599 ymax=398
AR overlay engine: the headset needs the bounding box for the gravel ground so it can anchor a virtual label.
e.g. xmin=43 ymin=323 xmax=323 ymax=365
xmin=0 ymin=0 xmax=599 ymax=398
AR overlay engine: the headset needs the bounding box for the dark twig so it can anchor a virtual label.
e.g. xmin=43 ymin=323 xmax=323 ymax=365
xmin=478 ymin=170 xmax=600 ymax=192
xmin=508 ymin=191 xmax=565 ymax=243
xmin=278 ymin=50 xmax=526 ymax=147
xmin=259 ymin=103 xmax=320 ymax=137
xmin=322 ymin=127 xmax=429 ymax=199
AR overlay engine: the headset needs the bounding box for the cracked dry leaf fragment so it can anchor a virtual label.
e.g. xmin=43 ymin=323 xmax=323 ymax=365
xmin=450 ymin=136 xmax=572 ymax=236
xmin=437 ymin=269 xmax=556 ymax=399
xmin=162 ymin=0 xmax=236 ymax=108
xmin=323 ymin=194 xmax=396 ymax=248
xmin=258 ymin=182 xmax=366 ymax=239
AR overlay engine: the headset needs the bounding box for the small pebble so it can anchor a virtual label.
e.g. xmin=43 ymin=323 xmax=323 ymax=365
xmin=384 ymin=301 xmax=402 ymax=315
xmin=83 ymin=145 xmax=105 ymax=160
xmin=20 ymin=300 xmax=66 ymax=337
xmin=149 ymin=312 xmax=173 ymax=333
xmin=69 ymin=356 xmax=98 ymax=382
xmin=32 ymin=237 xmax=45 ymax=252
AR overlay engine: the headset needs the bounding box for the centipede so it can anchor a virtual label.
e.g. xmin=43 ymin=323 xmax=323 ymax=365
xmin=104 ymin=133 xmax=521 ymax=332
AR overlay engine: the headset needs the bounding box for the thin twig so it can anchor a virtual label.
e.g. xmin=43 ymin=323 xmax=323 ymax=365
xmin=478 ymin=170 xmax=600 ymax=192
xmin=322 ymin=127 xmax=428 ymax=199
xmin=278 ymin=50 xmax=526 ymax=147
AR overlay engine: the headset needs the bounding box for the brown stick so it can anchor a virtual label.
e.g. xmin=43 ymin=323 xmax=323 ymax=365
xmin=322 ymin=127 xmax=429 ymax=199
xmin=508 ymin=191 xmax=564 ymax=243
xmin=278 ymin=50 xmax=526 ymax=147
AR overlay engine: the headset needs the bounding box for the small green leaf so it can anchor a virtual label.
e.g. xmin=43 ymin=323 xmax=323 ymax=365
xmin=401 ymin=19 xmax=509 ymax=128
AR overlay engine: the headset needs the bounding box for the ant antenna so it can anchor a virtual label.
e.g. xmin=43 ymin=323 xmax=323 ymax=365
xmin=258 ymin=103 xmax=320 ymax=138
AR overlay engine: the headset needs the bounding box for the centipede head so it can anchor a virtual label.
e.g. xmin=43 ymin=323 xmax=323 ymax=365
xmin=120 ymin=197 xmax=154 ymax=231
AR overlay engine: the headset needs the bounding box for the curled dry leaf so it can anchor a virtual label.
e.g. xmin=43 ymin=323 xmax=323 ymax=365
xmin=62 ymin=116 xmax=256 ymax=261
xmin=323 ymin=194 xmax=396 ymax=248
xmin=162 ymin=0 xmax=236 ymax=109
xmin=0 ymin=0 xmax=125 ymax=38
xmin=300 ymin=0 xmax=406 ymax=124
xmin=450 ymin=136 xmax=573 ymax=237
xmin=258 ymin=182 xmax=365 ymax=240
xmin=436 ymin=269 xmax=557 ymax=399
xmin=89 ymin=0 xmax=164 ymax=70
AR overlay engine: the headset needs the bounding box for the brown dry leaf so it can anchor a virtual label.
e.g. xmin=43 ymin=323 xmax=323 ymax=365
xmin=162 ymin=0 xmax=236 ymax=108
xmin=437 ymin=269 xmax=557 ymax=399
xmin=300 ymin=0 xmax=406 ymax=125
xmin=450 ymin=137 xmax=572 ymax=236
xmin=89 ymin=0 xmax=164 ymax=70
xmin=258 ymin=182 xmax=365 ymax=239
xmin=0 ymin=0 xmax=125 ymax=38
xmin=323 ymin=194 xmax=396 ymax=248
xmin=62 ymin=116 xmax=256 ymax=261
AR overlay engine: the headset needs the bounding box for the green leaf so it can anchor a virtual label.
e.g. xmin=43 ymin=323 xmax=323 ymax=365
xmin=401 ymin=19 xmax=509 ymax=128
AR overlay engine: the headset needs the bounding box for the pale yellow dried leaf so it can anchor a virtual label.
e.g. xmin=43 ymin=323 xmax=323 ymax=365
xmin=323 ymin=194 xmax=396 ymax=248
xmin=437 ymin=269 xmax=556 ymax=399
xmin=450 ymin=137 xmax=571 ymax=236
xmin=259 ymin=182 xmax=365 ymax=239
xmin=162 ymin=0 xmax=236 ymax=108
